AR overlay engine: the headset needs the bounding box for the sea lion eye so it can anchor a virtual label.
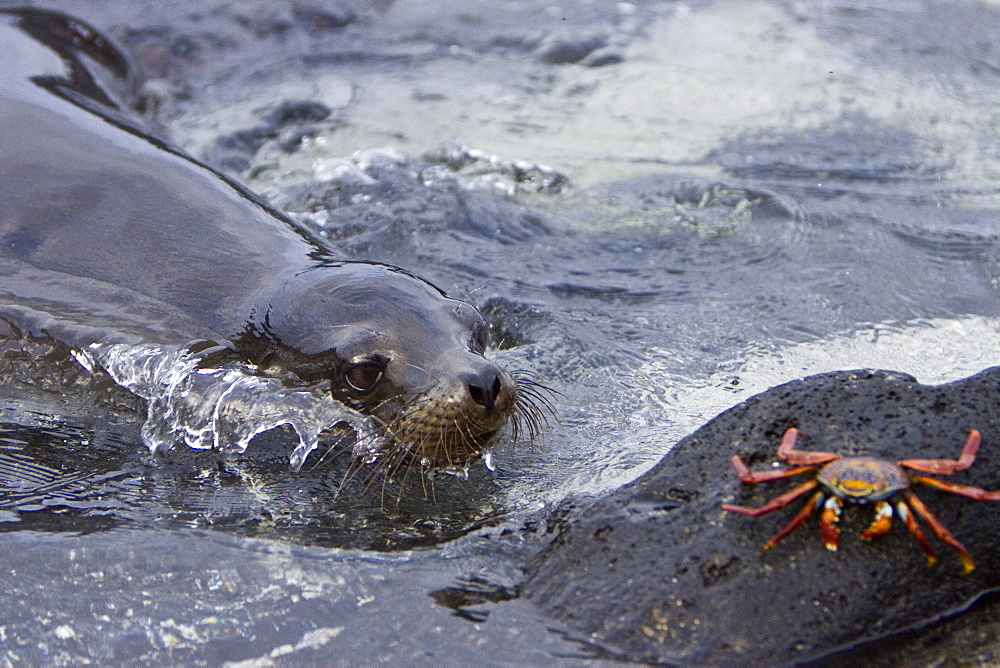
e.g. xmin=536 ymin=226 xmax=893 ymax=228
xmin=345 ymin=361 xmax=383 ymax=392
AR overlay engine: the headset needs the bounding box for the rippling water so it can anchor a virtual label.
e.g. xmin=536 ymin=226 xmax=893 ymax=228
xmin=3 ymin=0 xmax=1000 ymax=663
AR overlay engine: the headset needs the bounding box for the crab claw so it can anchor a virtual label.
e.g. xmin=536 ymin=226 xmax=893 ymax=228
xmin=860 ymin=501 xmax=893 ymax=541
xmin=820 ymin=496 xmax=842 ymax=551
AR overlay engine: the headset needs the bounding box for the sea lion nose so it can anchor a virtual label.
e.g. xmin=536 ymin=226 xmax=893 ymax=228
xmin=466 ymin=371 xmax=504 ymax=413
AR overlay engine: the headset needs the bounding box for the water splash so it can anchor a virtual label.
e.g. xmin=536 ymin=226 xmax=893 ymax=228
xmin=85 ymin=343 xmax=379 ymax=470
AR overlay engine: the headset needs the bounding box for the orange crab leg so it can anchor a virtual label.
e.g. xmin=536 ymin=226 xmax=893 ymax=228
xmin=911 ymin=474 xmax=1000 ymax=501
xmin=898 ymin=429 xmax=981 ymax=474
xmin=895 ymin=498 xmax=938 ymax=568
xmin=761 ymin=490 xmax=825 ymax=554
xmin=727 ymin=455 xmax=817 ymax=483
xmin=904 ymin=491 xmax=976 ymax=574
xmin=721 ymin=479 xmax=819 ymax=517
xmin=860 ymin=501 xmax=893 ymax=540
xmin=776 ymin=428 xmax=842 ymax=466
xmin=819 ymin=495 xmax=843 ymax=551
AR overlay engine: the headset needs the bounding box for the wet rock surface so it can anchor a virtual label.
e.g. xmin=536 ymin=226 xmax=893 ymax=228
xmin=525 ymin=368 xmax=1000 ymax=664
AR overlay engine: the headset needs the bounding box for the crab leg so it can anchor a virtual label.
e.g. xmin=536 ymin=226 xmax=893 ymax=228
xmin=761 ymin=490 xmax=825 ymax=554
xmin=860 ymin=500 xmax=893 ymax=540
xmin=819 ymin=495 xmax=843 ymax=551
xmin=895 ymin=499 xmax=938 ymax=568
xmin=721 ymin=479 xmax=819 ymax=517
xmin=776 ymin=428 xmax=842 ymax=466
xmin=727 ymin=454 xmax=817 ymax=483
xmin=911 ymin=474 xmax=1000 ymax=501
xmin=898 ymin=429 xmax=981 ymax=474
xmin=904 ymin=491 xmax=976 ymax=574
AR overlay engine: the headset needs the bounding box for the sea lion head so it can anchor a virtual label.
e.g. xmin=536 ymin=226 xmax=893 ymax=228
xmin=242 ymin=262 xmax=521 ymax=468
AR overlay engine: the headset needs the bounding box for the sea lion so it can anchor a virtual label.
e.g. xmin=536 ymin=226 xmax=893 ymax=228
xmin=0 ymin=8 xmax=539 ymax=469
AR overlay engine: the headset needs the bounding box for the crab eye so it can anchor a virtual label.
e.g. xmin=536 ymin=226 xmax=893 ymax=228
xmin=345 ymin=361 xmax=383 ymax=392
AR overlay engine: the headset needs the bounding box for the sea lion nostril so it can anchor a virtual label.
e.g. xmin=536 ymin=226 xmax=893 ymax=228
xmin=468 ymin=373 xmax=500 ymax=411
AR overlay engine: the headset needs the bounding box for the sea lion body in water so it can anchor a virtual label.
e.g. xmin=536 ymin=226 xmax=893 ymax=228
xmin=0 ymin=9 xmax=524 ymax=469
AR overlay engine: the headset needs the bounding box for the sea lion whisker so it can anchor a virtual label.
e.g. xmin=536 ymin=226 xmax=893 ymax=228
xmin=521 ymin=391 xmax=558 ymax=419
xmin=517 ymin=400 xmax=549 ymax=437
xmin=515 ymin=380 xmax=561 ymax=417
xmin=333 ymin=418 xmax=405 ymax=495
xmin=428 ymin=472 xmax=439 ymax=504
xmin=352 ymin=398 xmax=423 ymax=445
xmin=333 ymin=440 xmax=399 ymax=500
xmin=515 ymin=379 xmax=559 ymax=401
xmin=512 ymin=383 xmax=559 ymax=432
xmin=511 ymin=369 xmax=561 ymax=393
xmin=381 ymin=456 xmax=399 ymax=510
xmin=508 ymin=368 xmax=561 ymax=389
xmin=511 ymin=413 xmax=532 ymax=444
xmin=391 ymin=445 xmax=433 ymax=505
xmin=510 ymin=416 xmax=523 ymax=444
xmin=381 ymin=441 xmax=418 ymax=481
xmin=355 ymin=451 xmax=397 ymax=503
xmin=514 ymin=391 xmax=548 ymax=423
xmin=308 ymin=412 xmax=392 ymax=473
xmin=459 ymin=418 xmax=489 ymax=457
xmin=444 ymin=423 xmax=463 ymax=467
xmin=305 ymin=430 xmax=355 ymax=472
xmin=400 ymin=457 xmax=425 ymax=506
xmin=401 ymin=360 xmax=438 ymax=382
xmin=512 ymin=392 xmax=547 ymax=434
xmin=333 ymin=457 xmax=369 ymax=500
xmin=515 ymin=389 xmax=557 ymax=417
xmin=510 ymin=407 xmax=535 ymax=442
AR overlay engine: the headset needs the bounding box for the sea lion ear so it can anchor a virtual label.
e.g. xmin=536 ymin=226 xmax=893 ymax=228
xmin=452 ymin=301 xmax=486 ymax=329
xmin=451 ymin=302 xmax=489 ymax=352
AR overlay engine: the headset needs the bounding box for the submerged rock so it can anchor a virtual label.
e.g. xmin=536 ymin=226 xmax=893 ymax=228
xmin=523 ymin=368 xmax=1000 ymax=665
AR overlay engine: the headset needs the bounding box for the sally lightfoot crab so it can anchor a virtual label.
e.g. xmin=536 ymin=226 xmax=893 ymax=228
xmin=720 ymin=427 xmax=1000 ymax=573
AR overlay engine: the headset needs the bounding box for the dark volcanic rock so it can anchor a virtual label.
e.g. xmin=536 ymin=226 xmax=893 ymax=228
xmin=523 ymin=368 xmax=1000 ymax=665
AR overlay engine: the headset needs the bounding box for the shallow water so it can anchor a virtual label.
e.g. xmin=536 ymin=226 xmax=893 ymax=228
xmin=3 ymin=0 xmax=1000 ymax=663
